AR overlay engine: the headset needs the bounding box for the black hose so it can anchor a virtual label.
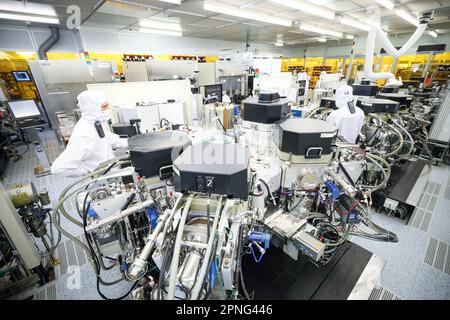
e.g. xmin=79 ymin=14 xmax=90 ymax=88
xmin=121 ymin=193 xmax=136 ymax=211
xmin=82 ymin=188 xmax=136 ymax=299
xmin=338 ymin=162 xmax=356 ymax=187
xmin=235 ymin=226 xmax=251 ymax=300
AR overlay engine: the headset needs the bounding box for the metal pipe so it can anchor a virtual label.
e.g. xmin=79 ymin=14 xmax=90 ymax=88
xmin=167 ymin=195 xmax=194 ymax=300
xmin=38 ymin=27 xmax=60 ymax=60
xmin=190 ymin=196 xmax=224 ymax=300
xmin=126 ymin=208 xmax=172 ymax=280
xmin=85 ymin=198 xmax=155 ymax=232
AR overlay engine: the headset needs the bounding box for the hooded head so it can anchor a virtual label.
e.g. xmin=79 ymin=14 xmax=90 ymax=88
xmin=335 ymin=85 xmax=353 ymax=109
xmin=77 ymin=90 xmax=110 ymax=122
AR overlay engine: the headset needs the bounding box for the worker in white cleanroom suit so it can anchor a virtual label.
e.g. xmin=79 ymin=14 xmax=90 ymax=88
xmin=51 ymin=90 xmax=128 ymax=177
xmin=326 ymin=84 xmax=365 ymax=144
xmin=222 ymin=91 xmax=232 ymax=104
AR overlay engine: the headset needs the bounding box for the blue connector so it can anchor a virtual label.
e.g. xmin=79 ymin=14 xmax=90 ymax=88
xmin=234 ymin=105 xmax=239 ymax=116
xmin=146 ymin=207 xmax=158 ymax=230
xmin=347 ymin=211 xmax=360 ymax=224
xmin=325 ymin=181 xmax=341 ymax=200
xmin=248 ymin=231 xmax=271 ymax=250
xmin=87 ymin=206 xmax=98 ymax=218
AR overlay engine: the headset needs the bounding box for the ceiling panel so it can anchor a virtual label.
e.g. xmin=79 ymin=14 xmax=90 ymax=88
xmin=0 ymin=0 xmax=449 ymax=48
xmin=325 ymin=0 xmax=364 ymax=12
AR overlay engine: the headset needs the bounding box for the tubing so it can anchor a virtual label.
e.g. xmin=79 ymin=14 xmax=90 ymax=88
xmin=364 ymin=26 xmax=396 ymax=81
xmin=376 ymin=23 xmax=427 ymax=58
xmin=167 ymin=195 xmax=194 ymax=300
xmin=390 ymin=116 xmax=415 ymax=157
xmin=127 ymin=196 xmax=184 ymax=281
xmin=85 ymin=198 xmax=155 ymax=232
xmin=363 ymin=153 xmax=391 ymax=195
xmin=364 ymin=23 xmax=427 ymax=81
xmin=370 ymin=115 xmax=404 ymax=157
xmin=190 ymin=196 xmax=224 ymax=300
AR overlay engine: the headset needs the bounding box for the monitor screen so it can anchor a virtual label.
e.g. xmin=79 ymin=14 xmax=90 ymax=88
xmin=12 ymin=71 xmax=32 ymax=82
xmin=8 ymin=100 xmax=41 ymax=120
xmin=204 ymin=84 xmax=223 ymax=103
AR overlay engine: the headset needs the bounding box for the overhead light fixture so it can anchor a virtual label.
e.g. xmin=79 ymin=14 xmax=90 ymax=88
xmin=139 ymin=28 xmax=182 ymax=37
xmin=275 ymin=42 xmax=284 ymax=47
xmin=0 ymin=12 xmax=59 ymax=24
xmin=375 ymin=0 xmax=395 ymax=10
xmin=139 ymin=19 xmax=182 ymax=31
xmin=0 ymin=0 xmax=57 ymax=16
xmin=157 ymin=0 xmax=182 ymax=4
xmin=396 ymin=8 xmax=419 ymax=27
xmin=346 ymin=34 xmax=355 ymax=39
xmin=0 ymin=0 xmax=59 ymax=24
xmin=428 ymin=30 xmax=438 ymax=38
xmin=203 ymin=0 xmax=292 ymax=27
xmin=318 ymin=37 xmax=327 ymax=43
xmin=268 ymin=0 xmax=335 ymax=20
xmin=299 ymin=23 xmax=343 ymax=37
xmin=339 ymin=16 xmax=372 ymax=32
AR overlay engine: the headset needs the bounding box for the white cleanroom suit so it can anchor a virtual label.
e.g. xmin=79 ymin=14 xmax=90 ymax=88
xmin=326 ymin=85 xmax=365 ymax=144
xmin=51 ymin=90 xmax=128 ymax=177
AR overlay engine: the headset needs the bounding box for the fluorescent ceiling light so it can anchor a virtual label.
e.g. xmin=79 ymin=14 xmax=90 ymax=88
xmin=203 ymin=0 xmax=292 ymax=27
xmin=268 ymin=0 xmax=335 ymax=20
xmin=275 ymin=42 xmax=284 ymax=47
xmin=139 ymin=19 xmax=182 ymax=31
xmin=139 ymin=28 xmax=182 ymax=36
xmin=305 ymin=0 xmax=334 ymax=5
xmin=346 ymin=34 xmax=355 ymax=39
xmin=299 ymin=23 xmax=343 ymax=37
xmin=318 ymin=37 xmax=327 ymax=43
xmin=375 ymin=0 xmax=395 ymax=10
xmin=339 ymin=16 xmax=372 ymax=32
xmin=0 ymin=12 xmax=59 ymax=24
xmin=157 ymin=0 xmax=181 ymax=4
xmin=0 ymin=0 xmax=57 ymax=16
xmin=428 ymin=30 xmax=438 ymax=38
xmin=396 ymin=8 xmax=419 ymax=27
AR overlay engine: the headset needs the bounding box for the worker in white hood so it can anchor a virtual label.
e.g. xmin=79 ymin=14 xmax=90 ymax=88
xmin=326 ymin=85 xmax=365 ymax=144
xmin=51 ymin=90 xmax=128 ymax=177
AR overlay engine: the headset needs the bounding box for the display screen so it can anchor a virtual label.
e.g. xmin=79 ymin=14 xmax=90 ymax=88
xmin=8 ymin=100 xmax=41 ymax=120
xmin=204 ymin=84 xmax=223 ymax=103
xmin=12 ymin=71 xmax=31 ymax=82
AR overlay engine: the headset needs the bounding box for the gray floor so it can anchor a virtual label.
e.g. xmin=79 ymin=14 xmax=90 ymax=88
xmin=350 ymin=164 xmax=450 ymax=300
xmin=2 ymin=129 xmax=449 ymax=300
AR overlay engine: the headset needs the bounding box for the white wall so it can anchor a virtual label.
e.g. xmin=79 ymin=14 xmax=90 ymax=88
xmin=0 ymin=24 xmax=297 ymax=57
xmin=0 ymin=24 xmax=448 ymax=58
xmin=0 ymin=24 xmax=80 ymax=52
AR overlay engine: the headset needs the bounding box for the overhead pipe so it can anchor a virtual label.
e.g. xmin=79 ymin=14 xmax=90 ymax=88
xmin=38 ymin=27 xmax=60 ymax=60
xmin=376 ymin=23 xmax=427 ymax=58
xmin=363 ymin=21 xmax=427 ymax=81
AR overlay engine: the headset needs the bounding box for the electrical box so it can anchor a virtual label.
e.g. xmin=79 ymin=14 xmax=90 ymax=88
xmin=173 ymin=142 xmax=250 ymax=199
xmin=357 ymin=97 xmax=400 ymax=115
xmin=292 ymin=231 xmax=325 ymax=262
xmin=242 ymin=93 xmax=290 ymax=124
xmin=129 ymin=131 xmax=191 ymax=179
xmin=376 ymin=93 xmax=413 ymax=110
xmin=272 ymin=118 xmax=337 ymax=159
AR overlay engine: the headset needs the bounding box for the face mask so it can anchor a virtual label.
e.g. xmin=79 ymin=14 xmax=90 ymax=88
xmin=98 ymin=109 xmax=112 ymax=122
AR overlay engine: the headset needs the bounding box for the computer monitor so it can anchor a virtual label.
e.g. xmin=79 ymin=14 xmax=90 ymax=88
xmin=7 ymin=100 xmax=42 ymax=121
xmin=12 ymin=71 xmax=32 ymax=82
xmin=204 ymin=84 xmax=223 ymax=103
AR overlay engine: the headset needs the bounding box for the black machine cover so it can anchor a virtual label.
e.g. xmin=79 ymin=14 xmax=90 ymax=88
xmin=128 ymin=131 xmax=191 ymax=178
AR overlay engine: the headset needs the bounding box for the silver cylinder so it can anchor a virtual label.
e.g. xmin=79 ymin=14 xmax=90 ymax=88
xmin=203 ymin=103 xmax=234 ymax=131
